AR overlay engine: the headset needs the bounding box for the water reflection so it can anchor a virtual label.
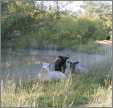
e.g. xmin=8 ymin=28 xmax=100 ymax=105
xmin=1 ymin=48 xmax=110 ymax=80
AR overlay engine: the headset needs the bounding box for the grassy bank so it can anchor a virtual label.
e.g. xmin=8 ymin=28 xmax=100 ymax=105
xmin=1 ymin=57 xmax=112 ymax=107
xmin=5 ymin=40 xmax=105 ymax=54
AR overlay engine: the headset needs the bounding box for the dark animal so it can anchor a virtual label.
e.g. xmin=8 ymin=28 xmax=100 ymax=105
xmin=54 ymin=56 xmax=69 ymax=73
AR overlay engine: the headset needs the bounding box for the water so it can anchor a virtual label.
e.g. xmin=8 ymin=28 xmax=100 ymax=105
xmin=0 ymin=48 xmax=111 ymax=81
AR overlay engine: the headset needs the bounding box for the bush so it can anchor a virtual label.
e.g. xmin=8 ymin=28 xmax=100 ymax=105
xmin=2 ymin=6 xmax=109 ymax=49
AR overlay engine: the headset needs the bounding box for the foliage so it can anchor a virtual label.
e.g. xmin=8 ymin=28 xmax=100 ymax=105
xmin=1 ymin=1 xmax=112 ymax=50
xmin=84 ymin=1 xmax=112 ymax=36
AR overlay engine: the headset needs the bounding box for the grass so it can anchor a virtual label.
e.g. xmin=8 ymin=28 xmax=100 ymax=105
xmin=1 ymin=57 xmax=112 ymax=107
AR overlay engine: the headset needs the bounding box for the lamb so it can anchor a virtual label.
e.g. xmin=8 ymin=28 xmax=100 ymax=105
xmin=38 ymin=62 xmax=67 ymax=81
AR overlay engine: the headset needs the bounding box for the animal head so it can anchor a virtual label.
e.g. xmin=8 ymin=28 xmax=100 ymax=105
xmin=58 ymin=56 xmax=69 ymax=63
xmin=67 ymin=60 xmax=79 ymax=64
xmin=66 ymin=60 xmax=80 ymax=70
xmin=41 ymin=62 xmax=50 ymax=72
xmin=71 ymin=61 xmax=80 ymax=65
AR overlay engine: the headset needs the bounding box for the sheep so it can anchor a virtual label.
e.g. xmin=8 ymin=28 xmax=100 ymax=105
xmin=37 ymin=62 xmax=67 ymax=81
xmin=67 ymin=60 xmax=87 ymax=73
xmin=54 ymin=56 xmax=69 ymax=73
xmin=69 ymin=61 xmax=80 ymax=73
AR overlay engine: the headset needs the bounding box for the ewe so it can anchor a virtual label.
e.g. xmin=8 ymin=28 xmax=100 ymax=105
xmin=38 ymin=63 xmax=67 ymax=81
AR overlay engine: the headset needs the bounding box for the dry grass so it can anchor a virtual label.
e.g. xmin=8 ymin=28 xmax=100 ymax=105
xmin=1 ymin=57 xmax=112 ymax=107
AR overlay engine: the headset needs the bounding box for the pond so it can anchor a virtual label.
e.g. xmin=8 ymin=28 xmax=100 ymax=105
xmin=0 ymin=47 xmax=111 ymax=81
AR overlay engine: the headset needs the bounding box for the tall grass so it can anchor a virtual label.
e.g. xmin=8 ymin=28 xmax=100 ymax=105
xmin=1 ymin=57 xmax=112 ymax=107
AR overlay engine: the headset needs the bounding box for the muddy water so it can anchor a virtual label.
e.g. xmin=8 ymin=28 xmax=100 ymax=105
xmin=0 ymin=48 xmax=111 ymax=80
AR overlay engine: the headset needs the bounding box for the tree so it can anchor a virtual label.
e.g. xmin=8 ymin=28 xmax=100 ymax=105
xmin=83 ymin=1 xmax=112 ymax=39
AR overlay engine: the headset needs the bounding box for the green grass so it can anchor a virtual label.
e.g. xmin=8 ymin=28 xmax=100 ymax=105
xmin=1 ymin=57 xmax=112 ymax=107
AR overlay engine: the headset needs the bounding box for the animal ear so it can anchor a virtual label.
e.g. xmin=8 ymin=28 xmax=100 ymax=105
xmin=67 ymin=57 xmax=69 ymax=59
